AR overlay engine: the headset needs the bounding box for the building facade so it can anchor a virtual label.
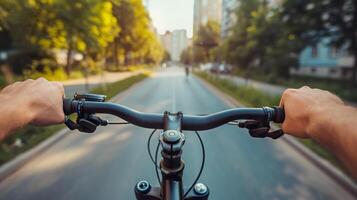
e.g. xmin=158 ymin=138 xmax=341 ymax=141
xmin=291 ymin=37 xmax=354 ymax=79
xmin=159 ymin=30 xmax=188 ymax=62
xmin=193 ymin=0 xmax=222 ymax=35
xmin=171 ymin=30 xmax=188 ymax=61
xmin=220 ymin=0 xmax=238 ymax=38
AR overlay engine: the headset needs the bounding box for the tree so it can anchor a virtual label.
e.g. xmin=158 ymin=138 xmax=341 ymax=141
xmin=222 ymin=0 xmax=260 ymax=69
xmin=194 ymin=20 xmax=220 ymax=63
xmin=163 ymin=50 xmax=171 ymax=63
xmin=1 ymin=0 xmax=119 ymax=74
xmin=281 ymin=0 xmax=357 ymax=83
xmin=55 ymin=0 xmax=119 ymax=74
xmin=180 ymin=46 xmax=193 ymax=65
xmin=111 ymin=0 xmax=163 ymax=66
xmin=221 ymin=0 xmax=300 ymax=78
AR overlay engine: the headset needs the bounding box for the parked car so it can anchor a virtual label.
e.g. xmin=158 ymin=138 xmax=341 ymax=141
xmin=210 ymin=63 xmax=232 ymax=74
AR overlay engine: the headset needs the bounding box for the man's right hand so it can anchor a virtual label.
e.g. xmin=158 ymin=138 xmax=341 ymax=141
xmin=279 ymin=86 xmax=344 ymax=138
xmin=279 ymin=86 xmax=357 ymax=179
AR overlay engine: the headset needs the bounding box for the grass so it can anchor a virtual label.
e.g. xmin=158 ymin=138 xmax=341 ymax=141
xmin=195 ymin=71 xmax=344 ymax=170
xmin=196 ymin=71 xmax=280 ymax=107
xmin=234 ymin=69 xmax=357 ymax=102
xmin=0 ymin=73 xmax=149 ymax=166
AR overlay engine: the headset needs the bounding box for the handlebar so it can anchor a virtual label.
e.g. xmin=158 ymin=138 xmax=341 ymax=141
xmin=63 ymin=98 xmax=284 ymax=131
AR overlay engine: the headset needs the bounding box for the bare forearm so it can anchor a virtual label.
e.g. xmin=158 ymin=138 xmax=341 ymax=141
xmin=308 ymin=105 xmax=357 ymax=177
xmin=0 ymin=94 xmax=32 ymax=141
xmin=0 ymin=78 xmax=64 ymax=142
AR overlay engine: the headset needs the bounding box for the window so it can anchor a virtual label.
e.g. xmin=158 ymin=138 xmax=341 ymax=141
xmin=329 ymin=68 xmax=337 ymax=74
xmin=311 ymin=68 xmax=316 ymax=73
xmin=311 ymin=45 xmax=318 ymax=58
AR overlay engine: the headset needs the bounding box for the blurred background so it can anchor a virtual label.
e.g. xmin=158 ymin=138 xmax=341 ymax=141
xmin=0 ymin=0 xmax=356 ymax=199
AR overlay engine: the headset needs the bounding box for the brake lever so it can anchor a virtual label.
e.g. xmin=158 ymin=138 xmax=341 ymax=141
xmin=64 ymin=115 xmax=108 ymax=133
xmin=64 ymin=93 xmax=109 ymax=133
xmin=267 ymin=129 xmax=284 ymax=139
xmin=238 ymin=120 xmax=284 ymax=139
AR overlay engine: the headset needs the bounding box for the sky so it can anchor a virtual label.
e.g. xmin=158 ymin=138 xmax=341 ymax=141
xmin=146 ymin=0 xmax=194 ymax=38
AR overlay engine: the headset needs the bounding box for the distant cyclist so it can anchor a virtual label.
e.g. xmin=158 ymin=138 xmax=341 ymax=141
xmin=185 ymin=66 xmax=190 ymax=77
xmin=0 ymin=79 xmax=356 ymax=178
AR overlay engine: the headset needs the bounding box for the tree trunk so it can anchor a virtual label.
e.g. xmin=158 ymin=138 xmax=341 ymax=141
xmin=113 ymin=38 xmax=119 ymax=67
xmin=65 ymin=41 xmax=73 ymax=76
xmin=124 ymin=52 xmax=128 ymax=66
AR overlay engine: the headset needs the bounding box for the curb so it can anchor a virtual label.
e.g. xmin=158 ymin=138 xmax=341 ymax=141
xmin=194 ymin=74 xmax=357 ymax=197
xmin=0 ymin=73 xmax=150 ymax=182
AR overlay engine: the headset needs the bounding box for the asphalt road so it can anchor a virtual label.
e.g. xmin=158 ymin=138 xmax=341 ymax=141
xmin=0 ymin=67 xmax=354 ymax=200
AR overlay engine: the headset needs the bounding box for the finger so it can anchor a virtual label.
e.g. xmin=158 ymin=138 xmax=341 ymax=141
xmin=24 ymin=79 xmax=35 ymax=83
xmin=1 ymin=81 xmax=22 ymax=93
xmin=36 ymin=77 xmax=48 ymax=82
xmin=300 ymin=86 xmax=311 ymax=91
xmin=279 ymin=89 xmax=297 ymax=107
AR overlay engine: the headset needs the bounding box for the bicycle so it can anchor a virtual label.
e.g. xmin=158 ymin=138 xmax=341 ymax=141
xmin=63 ymin=93 xmax=285 ymax=200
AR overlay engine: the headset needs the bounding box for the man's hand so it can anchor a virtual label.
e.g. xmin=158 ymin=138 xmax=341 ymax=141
xmin=280 ymin=86 xmax=357 ymax=179
xmin=279 ymin=86 xmax=344 ymax=138
xmin=0 ymin=78 xmax=65 ymax=140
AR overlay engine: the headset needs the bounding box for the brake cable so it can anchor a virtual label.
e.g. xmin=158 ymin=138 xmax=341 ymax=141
xmin=107 ymin=121 xmax=131 ymax=125
xmin=184 ymin=131 xmax=205 ymax=197
xmin=147 ymin=129 xmax=162 ymax=185
xmin=154 ymin=141 xmax=161 ymax=186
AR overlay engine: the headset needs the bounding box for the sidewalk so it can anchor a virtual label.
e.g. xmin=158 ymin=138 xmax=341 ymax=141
xmin=62 ymin=71 xmax=139 ymax=97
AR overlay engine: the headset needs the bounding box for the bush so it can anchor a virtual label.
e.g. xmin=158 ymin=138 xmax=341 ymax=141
xmin=24 ymin=66 xmax=85 ymax=81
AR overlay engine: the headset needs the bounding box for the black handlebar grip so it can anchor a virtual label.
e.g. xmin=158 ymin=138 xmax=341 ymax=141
xmin=63 ymin=98 xmax=74 ymax=115
xmin=272 ymin=106 xmax=285 ymax=123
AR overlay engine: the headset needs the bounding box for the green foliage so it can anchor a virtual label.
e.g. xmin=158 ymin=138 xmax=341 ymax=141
xmin=235 ymin=66 xmax=357 ymax=102
xmin=1 ymin=0 xmax=119 ymax=74
xmin=180 ymin=46 xmax=193 ymax=65
xmin=195 ymin=71 xmax=279 ymax=107
xmin=109 ymin=0 xmax=164 ymax=66
xmin=162 ymin=50 xmax=171 ymax=63
xmin=222 ymin=0 xmax=300 ymax=77
xmin=222 ymin=0 xmax=260 ymax=68
xmin=0 ymin=75 xmax=7 ymax=88
xmin=24 ymin=67 xmax=83 ymax=81
xmin=1 ymin=0 xmax=161 ymax=75
xmin=281 ymin=0 xmax=357 ymax=83
xmin=193 ymin=20 xmax=221 ymax=63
